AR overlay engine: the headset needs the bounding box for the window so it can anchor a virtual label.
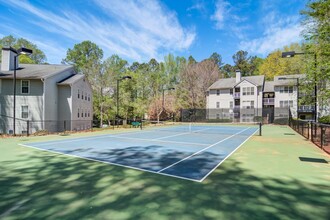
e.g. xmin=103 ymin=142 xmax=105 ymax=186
xmin=216 ymin=114 xmax=220 ymax=119
xmin=216 ymin=102 xmax=220 ymax=108
xmin=21 ymin=80 xmax=30 ymax=94
xmin=242 ymin=101 xmax=254 ymax=109
xmin=78 ymin=90 xmax=80 ymax=98
xmin=216 ymin=90 xmax=220 ymax=96
xmin=88 ymin=111 xmax=90 ymax=117
xmin=230 ymin=89 xmax=233 ymax=95
xmin=88 ymin=95 xmax=90 ymax=101
xmin=78 ymin=109 xmax=80 ymax=118
xmin=85 ymin=93 xmax=87 ymax=100
xmin=81 ymin=109 xmax=84 ymax=118
xmin=279 ymin=86 xmax=293 ymax=93
xmin=280 ymin=100 xmax=293 ymax=108
xmin=242 ymin=87 xmax=254 ymax=96
xmin=85 ymin=109 xmax=87 ymax=117
xmin=82 ymin=91 xmax=84 ymax=100
xmin=230 ymin=101 xmax=234 ymax=109
xmin=21 ymin=105 xmax=29 ymax=118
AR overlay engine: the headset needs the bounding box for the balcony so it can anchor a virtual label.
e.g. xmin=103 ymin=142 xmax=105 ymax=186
xmin=298 ymin=105 xmax=315 ymax=112
xmin=263 ymin=98 xmax=274 ymax=105
xmin=233 ymin=93 xmax=240 ymax=99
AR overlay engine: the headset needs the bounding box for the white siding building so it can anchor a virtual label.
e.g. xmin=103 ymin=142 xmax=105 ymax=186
xmin=207 ymin=71 xmax=264 ymax=122
xmin=207 ymin=71 xmax=315 ymax=123
xmin=0 ymin=47 xmax=93 ymax=134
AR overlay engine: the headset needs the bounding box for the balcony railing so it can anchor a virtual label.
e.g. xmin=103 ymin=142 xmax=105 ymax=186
xmin=263 ymin=98 xmax=274 ymax=105
xmin=298 ymin=105 xmax=315 ymax=112
xmin=233 ymin=93 xmax=240 ymax=98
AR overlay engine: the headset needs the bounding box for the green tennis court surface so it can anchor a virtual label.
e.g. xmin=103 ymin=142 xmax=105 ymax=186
xmin=0 ymin=125 xmax=329 ymax=219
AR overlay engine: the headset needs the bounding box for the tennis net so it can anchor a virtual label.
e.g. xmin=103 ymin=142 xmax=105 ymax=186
xmin=141 ymin=120 xmax=262 ymax=136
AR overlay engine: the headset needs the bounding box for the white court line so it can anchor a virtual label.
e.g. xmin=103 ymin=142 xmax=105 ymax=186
xmin=30 ymin=130 xmax=154 ymax=146
xmin=107 ymin=135 xmax=209 ymax=146
xmin=198 ymin=128 xmax=259 ymax=182
xmin=154 ymin=128 xmax=211 ymax=140
xmin=157 ymin=127 xmax=251 ymax=173
xmin=18 ymin=143 xmax=201 ymax=182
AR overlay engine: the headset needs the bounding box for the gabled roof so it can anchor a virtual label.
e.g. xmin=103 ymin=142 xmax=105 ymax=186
xmin=0 ymin=64 xmax=73 ymax=79
xmin=273 ymin=74 xmax=305 ymax=86
xmin=208 ymin=75 xmax=264 ymax=90
xmin=57 ymin=74 xmax=85 ymax=85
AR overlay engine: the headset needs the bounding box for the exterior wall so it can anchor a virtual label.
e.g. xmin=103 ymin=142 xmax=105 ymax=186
xmin=207 ymin=88 xmax=234 ymax=120
xmin=43 ymin=69 xmax=74 ymax=123
xmin=58 ymin=85 xmax=72 ymax=130
xmin=237 ymin=81 xmax=261 ymax=122
xmin=0 ymin=78 xmax=44 ymax=133
xmin=207 ymin=88 xmax=233 ymax=109
xmin=274 ymin=85 xmax=297 ymax=120
xmin=70 ymin=77 xmax=93 ymax=131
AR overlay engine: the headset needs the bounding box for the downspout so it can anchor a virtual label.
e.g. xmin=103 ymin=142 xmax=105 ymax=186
xmin=41 ymin=78 xmax=45 ymax=130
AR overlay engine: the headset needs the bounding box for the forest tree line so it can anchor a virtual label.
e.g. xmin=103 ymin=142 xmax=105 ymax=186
xmin=0 ymin=0 xmax=328 ymax=124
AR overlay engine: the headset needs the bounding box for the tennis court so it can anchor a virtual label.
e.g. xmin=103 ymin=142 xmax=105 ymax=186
xmin=20 ymin=123 xmax=260 ymax=182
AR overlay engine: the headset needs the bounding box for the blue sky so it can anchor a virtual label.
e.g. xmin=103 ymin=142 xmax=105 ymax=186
xmin=0 ymin=0 xmax=307 ymax=65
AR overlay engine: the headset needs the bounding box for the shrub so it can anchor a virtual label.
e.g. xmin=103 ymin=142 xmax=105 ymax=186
xmin=273 ymin=118 xmax=288 ymax=125
xmin=206 ymin=119 xmax=232 ymax=123
xmin=33 ymin=130 xmax=49 ymax=136
xmin=318 ymin=115 xmax=330 ymax=124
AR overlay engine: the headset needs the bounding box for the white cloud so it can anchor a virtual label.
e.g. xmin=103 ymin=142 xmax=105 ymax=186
xmin=0 ymin=0 xmax=195 ymax=63
xmin=240 ymin=16 xmax=303 ymax=55
xmin=187 ymin=1 xmax=207 ymax=15
xmin=210 ymin=0 xmax=230 ymax=30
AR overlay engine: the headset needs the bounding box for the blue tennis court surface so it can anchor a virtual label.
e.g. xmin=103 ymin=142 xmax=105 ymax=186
xmin=20 ymin=125 xmax=259 ymax=182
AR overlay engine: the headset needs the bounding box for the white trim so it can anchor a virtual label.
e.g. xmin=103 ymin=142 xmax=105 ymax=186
xmin=21 ymin=105 xmax=29 ymax=119
xmin=21 ymin=80 xmax=30 ymax=94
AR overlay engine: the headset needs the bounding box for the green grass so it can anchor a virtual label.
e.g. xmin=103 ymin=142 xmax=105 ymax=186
xmin=0 ymin=125 xmax=329 ymax=219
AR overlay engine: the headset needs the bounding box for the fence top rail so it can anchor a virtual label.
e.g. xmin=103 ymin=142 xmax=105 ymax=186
xmin=313 ymin=122 xmax=330 ymax=128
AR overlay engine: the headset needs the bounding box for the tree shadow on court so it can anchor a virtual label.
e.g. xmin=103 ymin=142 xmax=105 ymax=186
xmin=0 ymin=146 xmax=329 ymax=220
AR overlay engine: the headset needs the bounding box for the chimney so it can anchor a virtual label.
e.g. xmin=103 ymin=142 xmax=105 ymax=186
xmin=235 ymin=70 xmax=241 ymax=83
xmin=1 ymin=47 xmax=18 ymax=71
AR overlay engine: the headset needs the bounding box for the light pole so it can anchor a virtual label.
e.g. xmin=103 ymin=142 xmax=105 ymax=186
xmin=116 ymin=76 xmax=132 ymax=121
xmin=281 ymin=51 xmax=317 ymax=122
xmin=13 ymin=47 xmax=33 ymax=135
xmin=278 ymin=77 xmax=299 ymax=118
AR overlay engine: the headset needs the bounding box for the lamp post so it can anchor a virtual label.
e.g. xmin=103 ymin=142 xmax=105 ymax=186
xmin=13 ymin=47 xmax=33 ymax=135
xmin=281 ymin=51 xmax=317 ymax=122
xmin=162 ymin=87 xmax=175 ymax=110
xmin=116 ymin=76 xmax=132 ymax=121
xmin=278 ymin=77 xmax=299 ymax=118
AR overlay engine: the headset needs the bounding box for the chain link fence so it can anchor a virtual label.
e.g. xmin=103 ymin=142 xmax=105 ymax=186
xmin=289 ymin=116 xmax=330 ymax=154
xmin=181 ymin=107 xmax=290 ymax=124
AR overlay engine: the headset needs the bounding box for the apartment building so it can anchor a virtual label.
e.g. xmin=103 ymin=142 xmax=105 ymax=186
xmin=0 ymin=47 xmax=93 ymax=134
xmin=207 ymin=71 xmax=314 ymax=123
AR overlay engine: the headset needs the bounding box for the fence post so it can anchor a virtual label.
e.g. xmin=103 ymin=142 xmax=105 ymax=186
xmin=321 ymin=126 xmax=325 ymax=150
xmin=307 ymin=121 xmax=310 ymax=140
xmin=27 ymin=120 xmax=30 ymax=137
xmin=311 ymin=123 xmax=314 ymax=142
xmin=259 ymin=122 xmax=262 ymax=136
